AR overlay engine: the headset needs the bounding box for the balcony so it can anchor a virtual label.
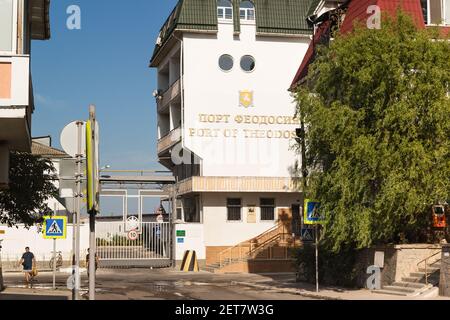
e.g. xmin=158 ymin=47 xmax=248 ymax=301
xmin=0 ymin=55 xmax=32 ymax=151
xmin=157 ymin=78 xmax=181 ymax=112
xmin=158 ymin=127 xmax=182 ymax=155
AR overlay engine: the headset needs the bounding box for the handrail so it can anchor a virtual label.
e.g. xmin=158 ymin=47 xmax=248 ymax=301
xmin=248 ymin=233 xmax=292 ymax=258
xmin=218 ymin=222 xmax=285 ymax=267
xmin=417 ymin=250 xmax=442 ymax=285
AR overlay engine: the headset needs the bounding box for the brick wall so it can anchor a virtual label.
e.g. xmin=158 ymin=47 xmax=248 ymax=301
xmin=206 ymin=246 xmax=232 ymax=265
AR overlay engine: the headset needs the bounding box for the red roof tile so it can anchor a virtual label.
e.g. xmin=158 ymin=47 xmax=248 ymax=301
xmin=291 ymin=0 xmax=429 ymax=89
xmin=290 ymin=20 xmax=332 ymax=90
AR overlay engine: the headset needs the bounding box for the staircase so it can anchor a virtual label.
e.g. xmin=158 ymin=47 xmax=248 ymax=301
xmin=204 ymin=222 xmax=300 ymax=274
xmin=373 ymin=251 xmax=441 ymax=297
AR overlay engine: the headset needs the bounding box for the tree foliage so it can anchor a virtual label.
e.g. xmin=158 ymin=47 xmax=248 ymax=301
xmin=0 ymin=152 xmax=58 ymax=227
xmin=295 ymin=13 xmax=450 ymax=251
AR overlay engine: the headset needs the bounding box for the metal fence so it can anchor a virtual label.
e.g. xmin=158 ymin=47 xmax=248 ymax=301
xmin=96 ymin=222 xmax=171 ymax=267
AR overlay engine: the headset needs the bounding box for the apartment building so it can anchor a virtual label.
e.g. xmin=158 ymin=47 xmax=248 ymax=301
xmin=0 ymin=0 xmax=51 ymax=189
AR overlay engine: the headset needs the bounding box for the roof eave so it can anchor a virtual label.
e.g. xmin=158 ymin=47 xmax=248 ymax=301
xmin=30 ymin=0 xmax=51 ymax=40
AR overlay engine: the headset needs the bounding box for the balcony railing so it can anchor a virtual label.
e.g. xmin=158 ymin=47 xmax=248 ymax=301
xmin=157 ymin=78 xmax=181 ymax=110
xmin=157 ymin=127 xmax=181 ymax=154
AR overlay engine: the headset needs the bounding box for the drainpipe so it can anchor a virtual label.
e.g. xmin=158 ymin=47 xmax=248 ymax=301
xmin=171 ymin=33 xmax=183 ymax=269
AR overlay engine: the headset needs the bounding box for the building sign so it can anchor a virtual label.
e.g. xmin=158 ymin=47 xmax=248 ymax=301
xmin=247 ymin=206 xmax=256 ymax=223
xmin=177 ymin=230 xmax=186 ymax=237
xmin=177 ymin=238 xmax=185 ymax=244
xmin=189 ymin=113 xmax=301 ymax=140
xmin=0 ymin=230 xmax=5 ymax=235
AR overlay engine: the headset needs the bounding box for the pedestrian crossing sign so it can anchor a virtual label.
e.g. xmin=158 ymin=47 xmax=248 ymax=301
xmin=304 ymin=199 xmax=325 ymax=225
xmin=43 ymin=216 xmax=67 ymax=239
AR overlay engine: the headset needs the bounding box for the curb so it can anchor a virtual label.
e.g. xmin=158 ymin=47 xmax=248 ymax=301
xmin=231 ymin=281 xmax=343 ymax=300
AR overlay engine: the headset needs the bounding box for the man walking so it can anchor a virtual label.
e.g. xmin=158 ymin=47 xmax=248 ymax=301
xmin=19 ymin=247 xmax=36 ymax=288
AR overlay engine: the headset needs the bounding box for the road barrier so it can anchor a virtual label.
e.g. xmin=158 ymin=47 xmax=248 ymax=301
xmin=180 ymin=250 xmax=199 ymax=272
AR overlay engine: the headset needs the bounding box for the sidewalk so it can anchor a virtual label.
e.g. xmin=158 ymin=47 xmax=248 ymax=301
xmin=0 ymin=287 xmax=71 ymax=300
xmin=232 ymin=273 xmax=450 ymax=301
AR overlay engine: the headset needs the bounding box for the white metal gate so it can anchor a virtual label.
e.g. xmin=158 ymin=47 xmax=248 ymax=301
xmin=96 ymin=221 xmax=172 ymax=268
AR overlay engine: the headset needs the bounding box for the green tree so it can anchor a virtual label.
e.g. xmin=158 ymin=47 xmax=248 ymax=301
xmin=0 ymin=152 xmax=58 ymax=227
xmin=295 ymin=12 xmax=450 ymax=252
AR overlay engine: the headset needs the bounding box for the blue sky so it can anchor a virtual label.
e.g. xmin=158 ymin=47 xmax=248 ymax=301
xmin=31 ymin=0 xmax=178 ymax=171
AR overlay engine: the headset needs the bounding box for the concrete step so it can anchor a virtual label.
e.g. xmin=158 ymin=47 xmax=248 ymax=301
xmin=392 ymin=282 xmax=428 ymax=289
xmin=401 ymin=276 xmax=423 ymax=283
xmin=410 ymin=272 xmax=428 ymax=278
xmin=372 ymin=289 xmax=409 ymax=297
xmin=382 ymin=286 xmax=417 ymax=294
xmin=418 ymin=267 xmax=440 ymax=273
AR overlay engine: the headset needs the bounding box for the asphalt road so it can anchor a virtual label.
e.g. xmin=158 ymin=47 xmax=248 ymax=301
xmin=2 ymin=269 xmax=316 ymax=300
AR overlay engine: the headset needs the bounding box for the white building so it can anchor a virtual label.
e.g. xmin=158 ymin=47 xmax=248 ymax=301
xmin=0 ymin=0 xmax=51 ymax=188
xmin=0 ymin=137 xmax=90 ymax=271
xmin=151 ymin=0 xmax=315 ymax=271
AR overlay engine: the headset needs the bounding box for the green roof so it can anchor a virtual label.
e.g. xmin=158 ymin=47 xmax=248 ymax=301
xmin=151 ymin=0 xmax=314 ymax=64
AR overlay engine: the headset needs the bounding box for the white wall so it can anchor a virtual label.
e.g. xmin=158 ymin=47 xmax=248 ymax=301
xmin=174 ymin=223 xmax=205 ymax=261
xmin=202 ymin=192 xmax=301 ymax=247
xmin=0 ymin=224 xmax=90 ymax=263
xmin=182 ymin=23 xmax=309 ymax=177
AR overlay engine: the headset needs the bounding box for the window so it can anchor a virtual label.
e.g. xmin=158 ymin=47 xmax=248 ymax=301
xmin=423 ymin=0 xmax=450 ymax=25
xmin=176 ymin=199 xmax=183 ymax=220
xmin=183 ymin=197 xmax=200 ymax=223
xmin=219 ymin=54 xmax=234 ymax=71
xmin=218 ymin=0 xmax=233 ymax=20
xmin=227 ymin=198 xmax=242 ymax=221
xmin=240 ymin=55 xmax=256 ymax=72
xmin=260 ymin=198 xmax=275 ymax=221
xmin=240 ymin=1 xmax=255 ymax=21
xmin=0 ymin=0 xmax=13 ymax=52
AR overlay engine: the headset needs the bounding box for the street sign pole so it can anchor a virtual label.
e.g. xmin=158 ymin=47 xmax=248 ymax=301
xmin=74 ymin=121 xmax=84 ymax=300
xmin=87 ymin=105 xmax=99 ymax=301
xmin=52 ymin=204 xmax=56 ymax=290
xmin=71 ymin=210 xmax=76 ymax=300
xmin=315 ymin=223 xmax=319 ymax=293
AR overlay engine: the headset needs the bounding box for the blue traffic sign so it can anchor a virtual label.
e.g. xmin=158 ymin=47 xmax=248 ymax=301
xmin=304 ymin=199 xmax=325 ymax=225
xmin=43 ymin=216 xmax=67 ymax=239
xmin=301 ymin=228 xmax=315 ymax=242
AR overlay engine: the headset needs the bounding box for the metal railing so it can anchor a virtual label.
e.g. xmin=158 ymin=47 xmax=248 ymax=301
xmin=417 ymin=250 xmax=442 ymax=285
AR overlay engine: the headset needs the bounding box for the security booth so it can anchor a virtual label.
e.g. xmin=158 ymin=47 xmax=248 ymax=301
xmin=439 ymin=244 xmax=450 ymax=297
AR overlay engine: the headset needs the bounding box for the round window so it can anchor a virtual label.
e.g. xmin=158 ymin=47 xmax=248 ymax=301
xmin=240 ymin=55 xmax=255 ymax=72
xmin=219 ymin=54 xmax=234 ymax=71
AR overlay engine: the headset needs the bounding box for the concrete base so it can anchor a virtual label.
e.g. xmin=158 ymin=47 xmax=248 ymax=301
xmin=99 ymin=259 xmax=172 ymax=268
xmin=216 ymin=259 xmax=296 ymax=274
